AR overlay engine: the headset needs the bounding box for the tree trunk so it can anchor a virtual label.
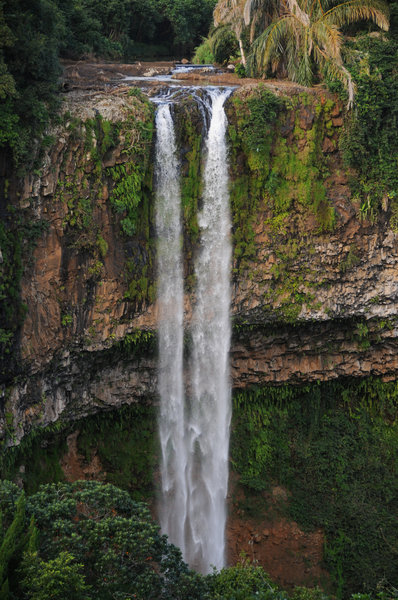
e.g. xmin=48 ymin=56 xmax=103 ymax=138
xmin=239 ymin=37 xmax=247 ymax=66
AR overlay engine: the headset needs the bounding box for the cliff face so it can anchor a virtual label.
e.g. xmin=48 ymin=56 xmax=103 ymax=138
xmin=1 ymin=90 xmax=157 ymax=441
xmin=1 ymin=82 xmax=398 ymax=442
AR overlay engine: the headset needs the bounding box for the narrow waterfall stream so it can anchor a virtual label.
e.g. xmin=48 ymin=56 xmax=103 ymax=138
xmin=186 ymin=88 xmax=232 ymax=572
xmin=155 ymin=103 xmax=187 ymax=556
xmin=156 ymin=88 xmax=233 ymax=574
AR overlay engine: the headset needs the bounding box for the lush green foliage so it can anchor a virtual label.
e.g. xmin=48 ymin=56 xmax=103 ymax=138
xmin=231 ymin=376 xmax=398 ymax=598
xmin=54 ymin=0 xmax=217 ymax=60
xmin=58 ymin=100 xmax=155 ymax=307
xmin=20 ymin=551 xmax=91 ymax=600
xmin=207 ymin=557 xmax=277 ymax=599
xmin=339 ymin=34 xmax=398 ymax=215
xmin=0 ymin=480 xmax=207 ymax=600
xmin=228 ymin=88 xmax=336 ymax=285
xmin=0 ymin=478 xmax=396 ymax=599
xmin=210 ymin=25 xmax=240 ymax=64
xmin=76 ymin=403 xmax=157 ymax=500
xmin=107 ymin=94 xmax=154 ymax=237
xmin=228 ymin=86 xmax=285 ymax=272
xmin=1 ymin=0 xmax=64 ymax=166
xmin=0 ymin=491 xmax=25 ymax=593
xmin=193 ymin=38 xmax=215 ymax=63
xmin=2 ymin=400 xmax=156 ymax=497
xmin=0 ymin=0 xmax=215 ymax=167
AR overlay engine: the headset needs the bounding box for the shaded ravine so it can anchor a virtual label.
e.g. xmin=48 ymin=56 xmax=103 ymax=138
xmin=156 ymin=88 xmax=233 ymax=573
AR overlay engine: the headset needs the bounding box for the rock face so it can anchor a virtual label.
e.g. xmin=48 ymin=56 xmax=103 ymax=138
xmin=2 ymin=74 xmax=398 ymax=594
xmin=227 ymin=481 xmax=328 ymax=590
xmin=1 ymin=89 xmax=157 ymax=441
xmin=1 ymin=83 xmax=398 ymax=442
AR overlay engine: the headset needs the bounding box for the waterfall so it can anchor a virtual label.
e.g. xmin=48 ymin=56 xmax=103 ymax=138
xmin=186 ymin=88 xmax=232 ymax=572
xmin=156 ymin=88 xmax=232 ymax=574
xmin=156 ymin=102 xmax=187 ymax=556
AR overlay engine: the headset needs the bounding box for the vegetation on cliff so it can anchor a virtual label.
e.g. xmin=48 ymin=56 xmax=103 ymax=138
xmin=231 ymin=378 xmax=398 ymax=598
xmin=227 ymin=86 xmax=340 ymax=324
xmin=208 ymin=0 xmax=398 ymax=216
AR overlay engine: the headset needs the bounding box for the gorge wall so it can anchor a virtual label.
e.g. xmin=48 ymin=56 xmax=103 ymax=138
xmin=0 ymin=77 xmax=397 ymax=595
xmin=2 ymin=84 xmax=397 ymax=438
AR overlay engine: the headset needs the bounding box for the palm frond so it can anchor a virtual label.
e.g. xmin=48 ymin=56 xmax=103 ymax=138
xmin=322 ymin=0 xmax=389 ymax=30
xmin=293 ymin=28 xmax=314 ymax=84
xmin=250 ymin=16 xmax=299 ymax=73
xmin=214 ymin=0 xmax=244 ymax=28
xmin=309 ymin=0 xmax=326 ymax=19
xmin=250 ymin=11 xmax=260 ymax=43
xmin=314 ymin=21 xmax=343 ymax=59
xmin=244 ymin=0 xmax=254 ymax=25
xmin=286 ymin=0 xmax=311 ymax=25
xmin=314 ymin=45 xmax=355 ymax=107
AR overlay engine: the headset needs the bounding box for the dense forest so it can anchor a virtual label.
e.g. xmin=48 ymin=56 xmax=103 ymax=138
xmin=0 ymin=0 xmax=215 ymax=166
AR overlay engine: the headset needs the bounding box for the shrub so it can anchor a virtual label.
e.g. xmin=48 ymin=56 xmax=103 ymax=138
xmin=210 ymin=25 xmax=239 ymax=64
xmin=192 ymin=38 xmax=215 ymax=63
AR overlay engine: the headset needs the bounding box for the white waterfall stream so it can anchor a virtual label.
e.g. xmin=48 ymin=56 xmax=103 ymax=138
xmin=156 ymin=102 xmax=187 ymax=556
xmin=156 ymin=88 xmax=232 ymax=574
xmin=186 ymin=88 xmax=232 ymax=572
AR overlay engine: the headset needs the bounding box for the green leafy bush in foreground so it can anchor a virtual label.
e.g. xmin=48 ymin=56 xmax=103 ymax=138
xmin=0 ymin=480 xmax=206 ymax=600
xmin=0 ymin=479 xmax=396 ymax=600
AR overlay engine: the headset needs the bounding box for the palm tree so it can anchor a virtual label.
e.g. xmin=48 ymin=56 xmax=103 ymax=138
xmin=214 ymin=0 xmax=389 ymax=106
xmin=214 ymin=0 xmax=252 ymax=65
xmin=247 ymin=0 xmax=389 ymax=107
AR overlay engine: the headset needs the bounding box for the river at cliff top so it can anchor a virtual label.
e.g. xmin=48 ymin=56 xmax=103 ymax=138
xmin=122 ymin=63 xmax=240 ymax=92
xmin=124 ymin=63 xmax=218 ymax=81
xmin=60 ymin=59 xmax=247 ymax=92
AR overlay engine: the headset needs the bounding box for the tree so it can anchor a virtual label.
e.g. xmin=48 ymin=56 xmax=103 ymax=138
xmin=24 ymin=480 xmax=207 ymax=600
xmin=1 ymin=0 xmax=65 ymax=164
xmin=214 ymin=0 xmax=251 ymax=64
xmin=213 ymin=0 xmax=278 ymax=61
xmin=20 ymin=552 xmax=90 ymax=600
xmin=0 ymin=491 xmax=26 ymax=598
xmin=207 ymin=556 xmax=281 ymax=600
xmin=0 ymin=1 xmax=15 ymax=100
xmin=214 ymin=0 xmax=389 ymax=106
xmin=208 ymin=25 xmax=240 ymax=63
xmin=156 ymin=0 xmax=216 ymax=51
xmin=247 ymin=0 xmax=390 ymax=107
xmin=21 ymin=552 xmax=90 ymax=600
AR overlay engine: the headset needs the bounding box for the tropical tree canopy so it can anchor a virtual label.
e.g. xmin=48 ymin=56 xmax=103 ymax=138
xmin=214 ymin=0 xmax=390 ymax=106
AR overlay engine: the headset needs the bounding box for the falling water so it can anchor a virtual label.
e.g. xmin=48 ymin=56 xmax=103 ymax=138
xmin=155 ymin=102 xmax=187 ymax=556
xmin=186 ymin=88 xmax=233 ymax=572
xmin=156 ymin=88 xmax=232 ymax=573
